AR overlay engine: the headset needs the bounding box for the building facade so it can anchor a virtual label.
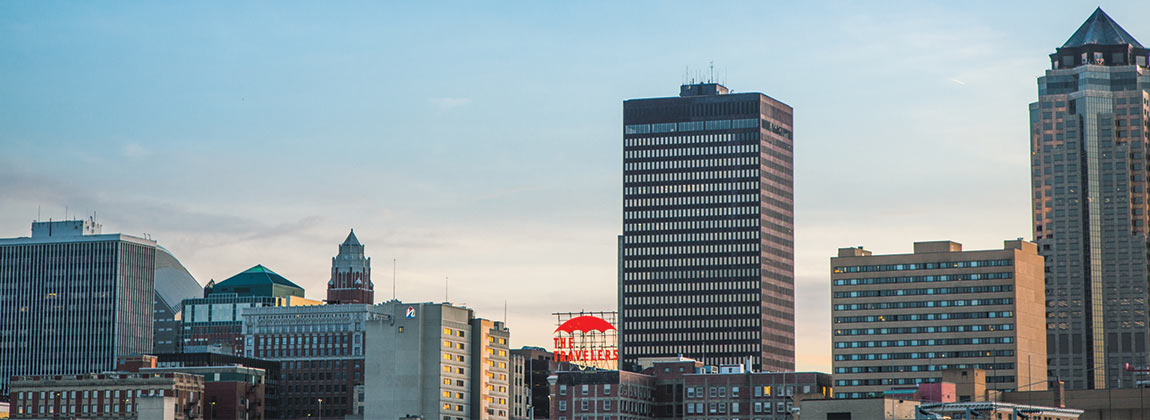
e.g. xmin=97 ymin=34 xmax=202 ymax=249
xmin=153 ymin=352 xmax=282 ymax=420
xmin=0 ymin=219 xmax=165 ymax=399
xmin=7 ymin=370 xmax=204 ymax=419
xmin=242 ymin=303 xmax=386 ymax=419
xmin=362 ymin=301 xmax=511 ymax=420
xmin=511 ymin=347 xmax=553 ymax=420
xmin=549 ymin=370 xmax=656 ymax=420
xmin=620 ymin=83 xmax=796 ymax=371
xmin=830 ymin=240 xmax=1047 ymax=398
xmin=1030 ymin=8 xmax=1150 ymax=390
xmin=327 ymin=230 xmax=374 ymax=305
xmin=148 ymin=366 xmax=266 ymax=420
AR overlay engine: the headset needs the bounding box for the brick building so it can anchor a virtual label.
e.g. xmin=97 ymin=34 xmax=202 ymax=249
xmin=242 ymin=303 xmax=388 ymax=419
xmin=7 ymin=363 xmax=204 ymax=419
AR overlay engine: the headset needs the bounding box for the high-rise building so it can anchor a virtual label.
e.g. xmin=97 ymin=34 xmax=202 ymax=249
xmin=242 ymin=303 xmax=386 ymax=419
xmin=620 ymin=83 xmax=795 ymax=371
xmin=829 ymin=240 xmax=1047 ymax=399
xmin=1030 ymin=8 xmax=1150 ymax=389
xmin=327 ymin=230 xmax=374 ymax=305
xmin=0 ymin=219 xmax=198 ymax=399
xmin=362 ymin=301 xmax=511 ymax=420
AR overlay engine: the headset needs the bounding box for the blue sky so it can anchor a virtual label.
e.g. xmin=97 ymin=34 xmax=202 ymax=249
xmin=2 ymin=1 xmax=1148 ymax=371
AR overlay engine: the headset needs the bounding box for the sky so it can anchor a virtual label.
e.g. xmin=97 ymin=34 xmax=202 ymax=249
xmin=2 ymin=1 xmax=1149 ymax=372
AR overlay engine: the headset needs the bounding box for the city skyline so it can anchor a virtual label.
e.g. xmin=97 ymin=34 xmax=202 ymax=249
xmin=5 ymin=2 xmax=1150 ymax=373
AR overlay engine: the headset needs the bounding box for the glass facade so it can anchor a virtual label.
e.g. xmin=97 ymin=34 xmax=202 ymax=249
xmin=1033 ymin=38 xmax=1150 ymax=389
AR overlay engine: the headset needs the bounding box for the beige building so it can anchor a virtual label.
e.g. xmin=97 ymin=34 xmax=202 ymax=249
xmin=363 ymin=301 xmax=511 ymax=420
xmin=830 ymin=240 xmax=1047 ymax=398
xmin=797 ymin=397 xmax=921 ymax=420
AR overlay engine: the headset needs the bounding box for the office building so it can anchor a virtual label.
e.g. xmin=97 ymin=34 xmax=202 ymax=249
xmin=0 ymin=219 xmax=197 ymax=398
xmin=242 ymin=303 xmax=387 ymax=419
xmin=1031 ymin=7 xmax=1150 ymax=389
xmin=510 ymin=353 xmax=528 ymax=419
xmin=830 ymin=240 xmax=1047 ymax=398
xmin=327 ymin=230 xmax=374 ymax=305
xmin=180 ymin=265 xmax=318 ymax=355
xmin=620 ymin=82 xmax=795 ymax=370
xmin=362 ymin=301 xmax=511 ymax=420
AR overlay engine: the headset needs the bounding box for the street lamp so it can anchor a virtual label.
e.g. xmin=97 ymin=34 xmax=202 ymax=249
xmin=317 ymin=398 xmax=324 ymax=420
xmin=209 ymin=401 xmax=216 ymax=420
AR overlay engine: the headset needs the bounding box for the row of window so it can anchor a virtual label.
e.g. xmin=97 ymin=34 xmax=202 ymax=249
xmin=834 ymin=349 xmax=1014 ymax=361
xmin=625 ymin=217 xmax=761 ymax=233
xmin=833 ymin=324 xmax=1013 ymax=336
xmin=625 ymin=157 xmax=758 ymax=175
xmin=624 ymin=144 xmax=757 ymax=160
xmin=624 ymin=230 xmax=759 ymax=244
xmin=832 ymin=259 xmax=1013 ymax=273
xmin=833 ymin=285 xmax=1013 ymax=298
xmin=622 ymin=268 xmax=763 ymax=281
xmin=626 ymin=169 xmax=760 ymax=186
xmin=624 ymin=183 xmax=759 ymax=197
xmin=624 ymin=243 xmax=760 ymax=257
xmin=623 ymin=256 xmax=759 ymax=269
xmin=834 ymin=336 xmax=1014 ymax=348
xmin=624 ymin=205 xmax=760 ymax=221
xmin=833 ymin=311 xmax=1014 ymax=324
xmin=833 ymin=298 xmax=1014 ymax=311
xmin=625 ymin=119 xmax=761 ymax=135
xmin=835 ymin=362 xmax=1014 ymax=374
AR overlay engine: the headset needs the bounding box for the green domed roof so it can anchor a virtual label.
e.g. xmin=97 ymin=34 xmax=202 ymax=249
xmin=210 ymin=264 xmax=304 ymax=298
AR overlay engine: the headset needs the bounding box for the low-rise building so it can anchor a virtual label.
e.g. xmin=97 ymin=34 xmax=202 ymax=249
xmin=146 ymin=366 xmax=265 ymax=420
xmin=549 ymin=369 xmax=656 ymax=420
xmin=153 ymin=352 xmax=282 ymax=419
xmin=796 ymin=397 xmax=921 ymax=420
xmin=7 ymin=370 xmax=203 ymax=419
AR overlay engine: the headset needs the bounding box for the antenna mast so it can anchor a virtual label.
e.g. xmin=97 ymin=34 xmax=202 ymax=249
xmin=392 ymin=258 xmax=397 ymax=301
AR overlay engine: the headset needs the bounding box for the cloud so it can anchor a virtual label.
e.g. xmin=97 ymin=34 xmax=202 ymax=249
xmin=121 ymin=143 xmax=151 ymax=158
xmin=948 ymin=78 xmax=967 ymax=86
xmin=428 ymin=97 xmax=472 ymax=110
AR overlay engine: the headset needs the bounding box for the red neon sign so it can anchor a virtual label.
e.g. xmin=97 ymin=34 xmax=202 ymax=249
xmin=553 ymin=315 xmax=618 ymax=363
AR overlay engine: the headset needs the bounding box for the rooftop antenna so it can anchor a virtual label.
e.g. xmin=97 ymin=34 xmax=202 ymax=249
xmin=37 ymin=205 xmax=40 ymax=222
xmin=709 ymin=60 xmax=714 ymax=83
xmin=445 ymin=276 xmax=449 ymax=302
xmin=504 ymin=300 xmax=508 ymax=324
xmin=392 ymin=258 xmax=397 ymax=301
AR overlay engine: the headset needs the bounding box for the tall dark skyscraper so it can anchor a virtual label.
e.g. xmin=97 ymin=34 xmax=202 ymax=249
xmin=1031 ymin=8 xmax=1150 ymax=389
xmin=620 ymin=83 xmax=795 ymax=371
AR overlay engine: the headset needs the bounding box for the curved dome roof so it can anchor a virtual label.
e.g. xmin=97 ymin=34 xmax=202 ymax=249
xmin=215 ymin=264 xmax=303 ymax=291
xmin=154 ymin=246 xmax=203 ymax=311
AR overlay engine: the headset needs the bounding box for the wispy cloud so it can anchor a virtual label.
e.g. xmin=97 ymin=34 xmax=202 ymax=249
xmin=121 ymin=143 xmax=150 ymax=158
xmin=428 ymin=97 xmax=472 ymax=110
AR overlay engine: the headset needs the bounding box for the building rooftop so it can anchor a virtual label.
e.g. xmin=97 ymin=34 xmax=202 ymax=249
xmin=211 ymin=265 xmax=303 ymax=296
xmin=1062 ymin=8 xmax=1143 ymax=48
xmin=342 ymin=229 xmax=361 ymax=246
